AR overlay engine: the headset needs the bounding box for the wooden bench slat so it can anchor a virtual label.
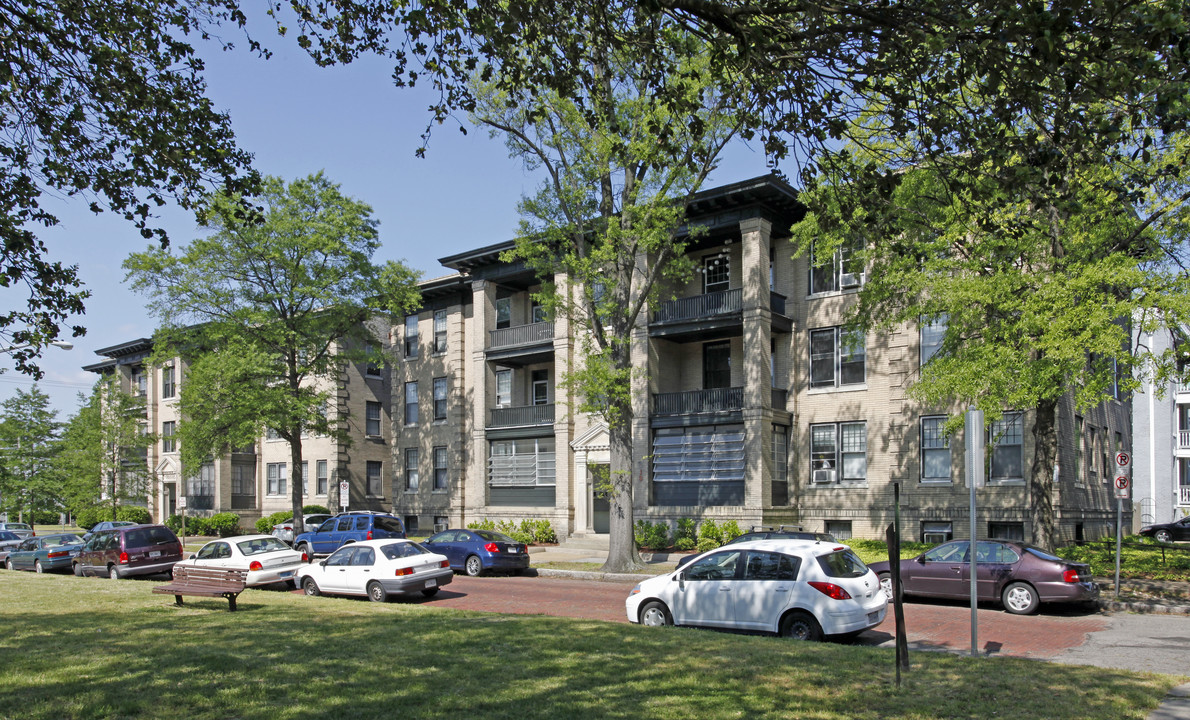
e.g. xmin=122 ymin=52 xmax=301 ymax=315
xmin=153 ymin=566 xmax=249 ymax=611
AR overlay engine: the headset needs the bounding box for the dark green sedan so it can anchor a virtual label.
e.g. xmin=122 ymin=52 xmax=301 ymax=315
xmin=5 ymin=533 xmax=85 ymax=573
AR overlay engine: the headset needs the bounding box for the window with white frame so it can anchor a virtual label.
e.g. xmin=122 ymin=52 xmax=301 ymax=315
xmin=404 ymin=314 xmax=419 ymax=358
xmin=131 ymin=366 xmax=146 ymax=396
xmin=920 ymin=315 xmax=947 ymax=365
xmin=266 ymin=427 xmax=281 ymax=441
xmin=531 ymin=369 xmax=548 ymax=405
xmin=299 ymin=460 xmax=309 ymax=495
xmin=825 ymin=520 xmax=853 ymax=540
xmin=366 ymin=400 xmax=382 ymax=436
xmin=231 ymin=462 xmax=255 ymax=501
xmin=1075 ymin=416 xmax=1085 ymax=484
xmin=434 ymin=309 xmax=448 ymax=353
xmin=989 ymin=412 xmax=1024 ymax=481
xmin=921 ymin=521 xmax=953 ymax=544
xmin=433 ymin=377 xmax=447 ymax=420
xmin=495 ymin=296 xmax=511 ymax=329
xmin=703 ymin=253 xmax=730 ymax=294
xmin=810 ymin=422 xmax=867 ymax=483
xmin=809 ymin=327 xmax=865 ymax=389
xmin=161 ymin=421 xmax=176 ymax=453
xmin=531 ymin=300 xmax=547 ymax=324
xmin=921 ymin=416 xmax=950 ymax=482
xmin=433 ymin=446 xmax=448 ymax=491
xmin=161 ymin=364 xmax=176 ymax=398
xmin=404 ymin=381 xmax=418 ymax=425
xmin=316 ymin=460 xmax=328 ymax=495
xmin=495 ymin=369 xmax=512 ymax=407
xmin=188 ymin=462 xmax=215 ymax=510
xmin=488 ymin=438 xmax=556 ymax=487
xmin=404 ymin=449 xmax=418 ymax=491
xmin=364 ymin=342 xmax=381 ymax=377
xmin=267 ymin=462 xmax=287 ymax=495
xmin=809 ymin=238 xmax=863 ymax=294
xmin=367 ymin=460 xmax=384 ymax=496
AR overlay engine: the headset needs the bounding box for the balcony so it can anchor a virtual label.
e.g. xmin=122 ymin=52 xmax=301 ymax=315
xmin=488 ymin=403 xmax=555 ymax=429
xmin=650 ymin=289 xmax=791 ymax=341
xmin=1181 ymin=486 xmax=1190 ymax=505
xmin=486 ymin=322 xmax=554 ymax=366
xmin=1180 ymin=430 xmax=1190 ymax=450
xmin=651 ymin=387 xmax=744 ymax=428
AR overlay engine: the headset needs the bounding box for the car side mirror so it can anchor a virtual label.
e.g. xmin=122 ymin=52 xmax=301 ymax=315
xmin=319 ymin=560 xmax=328 ymax=567
xmin=916 ymin=556 xmax=926 ymax=564
xmin=188 ymin=554 xmax=196 ymax=560
xmin=677 ymin=571 xmax=685 ymax=590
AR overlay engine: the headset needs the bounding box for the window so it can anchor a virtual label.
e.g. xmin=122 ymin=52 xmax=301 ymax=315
xmin=531 ymin=300 xmax=546 ymax=324
xmin=300 ymin=460 xmax=309 ymax=495
xmin=316 ymin=460 xmax=328 ymax=496
xmin=703 ymin=253 xmax=730 ymax=294
xmin=772 ymin=425 xmax=789 ymax=506
xmin=404 ymin=314 xmax=419 ymax=358
xmin=366 ymin=401 xmax=382 ymax=436
xmin=810 ymin=422 xmax=867 ymax=483
xmin=266 ymin=427 xmax=281 ymax=441
xmin=161 ymin=365 xmax=175 ymax=399
xmin=267 ymin=462 xmax=287 ymax=495
xmin=921 ymin=521 xmax=953 ymax=544
xmin=231 ymin=462 xmax=255 ymax=503
xmin=685 ymin=549 xmax=741 ymax=581
xmin=825 ymin=521 xmax=853 ymax=540
xmin=404 ymin=382 xmax=418 ymax=425
xmin=988 ymin=522 xmax=1025 ymax=541
xmin=367 ymin=460 xmax=384 ymax=497
xmin=531 ymin=369 xmax=549 ymax=405
xmin=495 ymin=369 xmax=512 ymax=407
xmin=495 ymin=296 xmax=511 ymax=330
xmin=161 ymin=421 xmax=176 ymax=453
xmin=188 ymin=462 xmax=215 ymax=510
xmin=131 ymin=366 xmax=146 ymax=396
xmin=364 ymin=342 xmax=381 ymax=377
xmin=488 ymin=437 xmax=556 ymax=486
xmin=989 ymin=412 xmax=1024 ymax=481
xmin=703 ymin=341 xmax=731 ymax=389
xmin=1100 ymin=430 xmax=1109 ymax=484
xmin=809 ymin=327 xmax=865 ymax=389
xmin=920 ymin=315 xmax=947 ymax=365
xmin=433 ymin=377 xmax=448 ymax=420
xmin=433 ymin=446 xmax=448 ymax=491
xmin=921 ymin=416 xmax=950 ymax=482
xmin=1075 ymin=415 xmax=1085 ymax=484
xmin=809 ymin=238 xmax=863 ymax=294
xmin=434 ymin=309 xmax=448 ymax=353
xmin=404 ymin=449 xmax=419 ymax=491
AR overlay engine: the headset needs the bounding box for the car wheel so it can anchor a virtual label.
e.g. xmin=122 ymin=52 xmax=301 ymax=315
xmin=780 ymin=611 xmax=824 ymax=641
xmin=1002 ymin=581 xmax=1039 ymax=615
xmin=73 ymin=562 xmax=83 ymax=577
xmin=639 ymin=601 xmax=673 ymax=627
xmin=367 ymin=581 xmax=388 ymax=603
xmin=421 ymin=587 xmax=440 ymax=598
xmin=34 ymin=560 xmax=43 ymax=574
xmin=4 ymin=559 xmax=12 ymax=571
xmin=298 ymin=544 xmax=314 ymax=561
xmin=878 ymin=572 xmax=893 ymax=602
xmin=1155 ymin=529 xmax=1173 ymax=544
xmin=108 ymin=565 xmax=120 ymax=581
xmin=464 ymin=555 xmax=484 ymax=577
xmin=302 ymin=577 xmax=321 ymax=596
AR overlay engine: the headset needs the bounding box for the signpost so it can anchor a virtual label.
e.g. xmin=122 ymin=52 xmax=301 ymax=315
xmin=177 ymin=495 xmax=188 ymax=550
xmin=965 ymin=408 xmax=985 ymax=657
xmin=1113 ymin=452 xmax=1131 ymax=598
xmin=339 ymin=481 xmax=350 ymax=510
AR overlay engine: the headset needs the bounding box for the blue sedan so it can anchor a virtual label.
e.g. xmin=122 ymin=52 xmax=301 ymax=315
xmin=422 ymin=529 xmax=531 ymax=577
xmin=5 ymin=533 xmax=85 ymax=573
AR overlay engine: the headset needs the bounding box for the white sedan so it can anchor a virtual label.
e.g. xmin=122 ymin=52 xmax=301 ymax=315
xmin=295 ymin=539 xmax=454 ymax=602
xmin=625 ymin=539 xmax=887 ymax=641
xmin=174 ymin=534 xmax=306 ymax=587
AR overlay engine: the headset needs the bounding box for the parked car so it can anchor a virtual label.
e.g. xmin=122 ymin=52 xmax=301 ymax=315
xmin=173 ymin=534 xmax=307 ymax=587
xmin=0 ymin=522 xmax=35 ymax=539
xmin=73 ymin=523 xmax=184 ymax=580
xmin=625 ymin=539 xmax=887 ymax=641
xmin=294 ymin=512 xmax=406 ymax=558
xmin=867 ymin=539 xmax=1099 ymax=615
xmin=423 ymin=528 xmax=531 ymax=576
xmin=82 ymin=520 xmax=139 ymax=542
xmin=295 ymin=539 xmax=453 ymax=602
xmin=0 ymin=530 xmax=23 ymax=563
xmin=1138 ymin=515 xmax=1190 ymax=544
xmin=5 ymin=533 xmax=85 ymax=573
xmin=676 ymin=526 xmax=837 ymax=568
xmin=271 ymin=514 xmax=333 ymax=545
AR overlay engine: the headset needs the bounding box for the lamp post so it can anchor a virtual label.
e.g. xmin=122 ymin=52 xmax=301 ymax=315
xmin=0 ymin=340 xmax=74 ymax=353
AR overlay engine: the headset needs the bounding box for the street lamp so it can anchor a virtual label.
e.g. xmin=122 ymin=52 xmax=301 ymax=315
xmin=0 ymin=340 xmax=73 ymax=353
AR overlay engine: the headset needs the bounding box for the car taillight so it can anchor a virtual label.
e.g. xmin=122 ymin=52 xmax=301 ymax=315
xmin=249 ymin=561 xmax=263 ymax=572
xmin=118 ymin=552 xmax=129 ymax=565
xmin=366 ymin=531 xmax=373 ymax=540
xmin=394 ymin=567 xmax=413 ymax=576
xmin=808 ymin=581 xmax=852 ymax=600
xmin=47 ymin=551 xmax=69 ymax=559
xmin=300 ymin=552 xmax=310 ymax=563
xmin=439 ymin=559 xmax=450 ymax=568
xmin=1062 ymin=568 xmax=1081 ymax=583
xmin=484 ymin=542 xmax=500 ymax=553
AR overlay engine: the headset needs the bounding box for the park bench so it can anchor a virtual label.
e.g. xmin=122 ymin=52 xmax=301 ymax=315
xmin=152 ymin=565 xmax=249 ymax=611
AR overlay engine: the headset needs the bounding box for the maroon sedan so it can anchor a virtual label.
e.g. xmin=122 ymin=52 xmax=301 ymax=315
xmin=868 ymin=539 xmax=1098 ymax=615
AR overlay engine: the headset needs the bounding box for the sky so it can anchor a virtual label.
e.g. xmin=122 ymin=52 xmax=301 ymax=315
xmin=0 ymin=34 xmax=772 ymax=420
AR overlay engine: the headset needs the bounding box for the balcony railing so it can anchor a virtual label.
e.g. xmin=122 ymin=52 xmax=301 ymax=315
xmin=1180 ymin=486 xmax=1190 ymax=505
xmin=652 ymin=387 xmax=744 ymax=415
xmin=1180 ymin=430 xmax=1190 ymax=450
xmin=770 ymin=291 xmax=787 ymax=316
xmin=490 ymin=322 xmax=553 ymax=349
xmin=489 ymin=403 xmax=555 ymax=428
xmin=653 ymin=289 xmax=742 ymax=324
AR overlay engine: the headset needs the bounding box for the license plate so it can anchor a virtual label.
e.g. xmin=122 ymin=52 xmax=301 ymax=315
xmin=149 ymin=551 xmax=161 ymax=558
xmin=868 ymin=611 xmax=880 ymax=623
xmin=425 ymin=579 xmax=436 ymax=589
xmin=279 ymin=570 xmax=294 ymax=578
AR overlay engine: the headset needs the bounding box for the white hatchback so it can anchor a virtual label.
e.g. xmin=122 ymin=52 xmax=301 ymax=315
xmin=295 ymin=539 xmax=454 ymax=602
xmin=174 ymin=534 xmax=306 ymax=587
xmin=626 ymin=539 xmax=887 ymax=640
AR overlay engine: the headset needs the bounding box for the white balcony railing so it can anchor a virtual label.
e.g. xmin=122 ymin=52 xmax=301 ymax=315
xmin=1180 ymin=430 xmax=1190 ymax=450
xmin=1180 ymin=486 xmax=1190 ymax=505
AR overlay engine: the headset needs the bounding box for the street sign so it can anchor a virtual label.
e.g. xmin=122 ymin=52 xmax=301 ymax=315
xmin=1114 ymin=475 xmax=1130 ymax=498
xmin=177 ymin=496 xmax=187 ymax=509
xmin=339 ymin=481 xmax=349 ymax=508
xmin=1115 ymin=452 xmax=1131 ymax=470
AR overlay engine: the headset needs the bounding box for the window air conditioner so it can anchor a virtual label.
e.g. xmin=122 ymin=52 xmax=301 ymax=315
xmin=840 ymin=272 xmax=862 ymax=289
xmin=811 ymin=469 xmax=836 ymax=484
xmin=433 ymin=522 xmax=448 ymax=533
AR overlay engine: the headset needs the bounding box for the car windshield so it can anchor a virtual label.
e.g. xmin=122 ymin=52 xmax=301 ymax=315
xmin=474 ymin=530 xmax=516 ymax=543
xmin=380 ymin=542 xmax=430 ymax=560
xmin=236 ymin=537 xmax=291 ymax=556
xmin=816 ymin=549 xmax=869 ymax=579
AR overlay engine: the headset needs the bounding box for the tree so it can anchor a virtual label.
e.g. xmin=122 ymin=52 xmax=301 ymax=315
xmin=470 ymin=22 xmax=748 ymax=571
xmin=0 ymin=386 xmax=63 ymax=522
xmin=1 ymin=0 xmax=260 ymax=376
xmin=123 ymin=173 xmax=421 ymax=536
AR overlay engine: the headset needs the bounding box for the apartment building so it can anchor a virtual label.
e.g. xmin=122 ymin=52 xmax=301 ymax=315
xmin=1132 ymin=324 xmax=1190 ymax=528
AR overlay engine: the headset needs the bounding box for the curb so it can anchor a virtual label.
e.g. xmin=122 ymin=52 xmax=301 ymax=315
xmin=535 ymin=568 xmax=652 ymax=584
xmin=1098 ymin=599 xmax=1190 ymax=615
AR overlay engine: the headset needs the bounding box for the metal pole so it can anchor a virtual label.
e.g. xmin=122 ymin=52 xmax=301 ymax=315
xmin=1114 ymin=498 xmax=1122 ymax=599
xmin=970 ymin=467 xmax=978 ymax=657
xmin=965 ymin=408 xmax=984 ymax=658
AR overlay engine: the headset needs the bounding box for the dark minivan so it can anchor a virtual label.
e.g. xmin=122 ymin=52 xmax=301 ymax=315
xmin=73 ymin=524 xmax=183 ymax=579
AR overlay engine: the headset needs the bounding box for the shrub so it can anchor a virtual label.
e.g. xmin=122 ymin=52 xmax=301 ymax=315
xmin=302 ymin=504 xmax=330 ymax=514
xmin=115 ymin=506 xmax=152 ymax=525
xmin=522 ymin=519 xmax=557 ymax=544
xmin=676 ymin=518 xmax=697 ymax=543
xmin=634 ymin=521 xmax=671 ymax=550
xmin=165 ymin=514 xmax=183 ymax=532
xmin=467 ymin=518 xmax=496 ymax=531
xmin=696 ymin=537 xmax=719 ymax=553
xmin=720 ymin=520 xmax=743 ymax=543
xmin=74 ymin=507 xmax=103 ymax=530
xmin=169 ymin=515 xmax=213 ymax=536
xmin=208 ymin=513 xmax=241 ymax=537
xmin=698 ymin=518 xmax=723 ymax=545
xmin=255 ymin=511 xmax=292 ymax=534
xmin=674 ymin=537 xmax=697 ymax=551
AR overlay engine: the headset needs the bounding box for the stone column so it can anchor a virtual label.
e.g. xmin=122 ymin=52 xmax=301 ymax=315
xmin=465 ymin=279 xmax=496 ymax=524
xmin=741 ymin=216 xmax=773 ymax=511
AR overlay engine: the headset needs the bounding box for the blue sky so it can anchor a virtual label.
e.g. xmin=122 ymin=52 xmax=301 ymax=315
xmin=0 ymin=39 xmax=771 ymax=419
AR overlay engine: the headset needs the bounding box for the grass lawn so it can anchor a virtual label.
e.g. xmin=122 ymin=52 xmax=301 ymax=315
xmin=0 ymin=572 xmax=1184 ymax=720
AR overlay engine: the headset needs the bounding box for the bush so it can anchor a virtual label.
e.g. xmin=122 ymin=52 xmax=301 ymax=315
xmin=167 ymin=515 xmax=214 ymax=536
xmin=720 ymin=520 xmax=743 ymax=543
xmin=165 ymin=514 xmax=183 ymax=532
xmin=676 ymin=518 xmax=697 ymax=544
xmin=634 ymin=521 xmax=670 ymax=550
xmin=696 ymin=537 xmax=719 ymax=553
xmin=698 ymin=519 xmax=723 ymax=546
xmin=255 ymin=511 xmax=293 ymax=534
xmin=115 ymin=506 xmax=152 ymax=525
xmin=674 ymin=537 xmax=697 ymax=551
xmin=302 ymin=504 xmax=330 ymax=515
xmin=467 ymin=518 xmax=496 ymax=531
xmin=208 ymin=513 xmax=241 ymax=537
xmin=464 ymin=518 xmax=556 ymax=544
xmin=521 ymin=519 xmax=557 ymax=544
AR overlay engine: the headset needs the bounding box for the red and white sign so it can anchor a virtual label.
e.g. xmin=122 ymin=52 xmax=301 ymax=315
xmin=1115 ymin=452 xmax=1131 ymax=470
xmin=1114 ymin=475 xmax=1130 ymax=499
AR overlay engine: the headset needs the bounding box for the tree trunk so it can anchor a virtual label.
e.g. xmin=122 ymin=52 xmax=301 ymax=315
xmin=602 ymin=411 xmax=644 ymax=573
xmin=1029 ymin=398 xmax=1059 ymax=549
xmin=290 ymin=432 xmax=305 ymax=537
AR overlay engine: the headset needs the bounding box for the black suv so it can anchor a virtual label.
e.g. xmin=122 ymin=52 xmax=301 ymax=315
xmin=294 ymin=512 xmax=406 ymax=557
xmin=73 ymin=524 xmax=183 ymax=579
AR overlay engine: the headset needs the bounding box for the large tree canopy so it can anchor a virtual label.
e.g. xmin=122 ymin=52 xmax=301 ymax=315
xmin=1 ymin=0 xmax=259 ymax=375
